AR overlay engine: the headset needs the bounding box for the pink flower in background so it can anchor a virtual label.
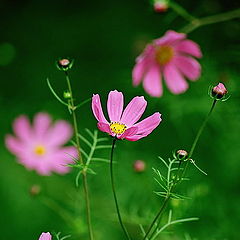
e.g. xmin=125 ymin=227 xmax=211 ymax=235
xmin=39 ymin=232 xmax=52 ymax=240
xmin=5 ymin=113 xmax=77 ymax=176
xmin=133 ymin=30 xmax=202 ymax=97
xmin=92 ymin=90 xmax=162 ymax=141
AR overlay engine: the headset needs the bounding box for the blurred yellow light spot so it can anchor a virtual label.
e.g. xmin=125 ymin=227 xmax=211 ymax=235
xmin=34 ymin=145 xmax=46 ymax=156
xmin=110 ymin=122 xmax=127 ymax=135
xmin=155 ymin=45 xmax=174 ymax=65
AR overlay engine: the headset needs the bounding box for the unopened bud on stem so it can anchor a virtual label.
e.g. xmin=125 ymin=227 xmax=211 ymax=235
xmin=56 ymin=58 xmax=74 ymax=71
xmin=176 ymin=149 xmax=188 ymax=160
xmin=211 ymin=83 xmax=228 ymax=100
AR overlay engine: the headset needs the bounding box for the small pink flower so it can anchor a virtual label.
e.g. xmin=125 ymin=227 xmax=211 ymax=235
xmin=92 ymin=90 xmax=162 ymax=141
xmin=39 ymin=232 xmax=52 ymax=240
xmin=132 ymin=30 xmax=202 ymax=97
xmin=5 ymin=113 xmax=77 ymax=176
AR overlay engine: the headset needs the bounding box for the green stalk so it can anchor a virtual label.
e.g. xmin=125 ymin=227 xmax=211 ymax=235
xmin=110 ymin=138 xmax=131 ymax=240
xmin=180 ymin=8 xmax=240 ymax=34
xmin=65 ymin=71 xmax=94 ymax=240
xmin=142 ymin=99 xmax=218 ymax=240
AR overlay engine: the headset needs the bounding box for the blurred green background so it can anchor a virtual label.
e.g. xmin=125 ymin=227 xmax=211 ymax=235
xmin=0 ymin=0 xmax=240 ymax=239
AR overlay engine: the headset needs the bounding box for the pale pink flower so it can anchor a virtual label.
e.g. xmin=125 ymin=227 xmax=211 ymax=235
xmin=39 ymin=232 xmax=52 ymax=240
xmin=5 ymin=113 xmax=77 ymax=176
xmin=92 ymin=90 xmax=162 ymax=141
xmin=133 ymin=30 xmax=202 ymax=97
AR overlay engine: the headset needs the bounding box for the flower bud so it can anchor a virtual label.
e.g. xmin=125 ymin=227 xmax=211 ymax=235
xmin=133 ymin=160 xmax=146 ymax=172
xmin=176 ymin=149 xmax=188 ymax=160
xmin=63 ymin=90 xmax=71 ymax=99
xmin=153 ymin=0 xmax=168 ymax=13
xmin=29 ymin=184 xmax=41 ymax=196
xmin=211 ymin=83 xmax=228 ymax=99
xmin=56 ymin=58 xmax=74 ymax=71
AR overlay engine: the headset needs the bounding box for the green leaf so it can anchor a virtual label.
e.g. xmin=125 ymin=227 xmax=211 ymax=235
xmin=47 ymin=78 xmax=69 ymax=107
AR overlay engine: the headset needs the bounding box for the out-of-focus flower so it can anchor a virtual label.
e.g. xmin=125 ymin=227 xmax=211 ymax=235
xmin=5 ymin=113 xmax=77 ymax=176
xmin=39 ymin=232 xmax=52 ymax=240
xmin=211 ymin=82 xmax=228 ymax=99
xmin=132 ymin=30 xmax=202 ymax=97
xmin=92 ymin=90 xmax=162 ymax=141
xmin=133 ymin=160 xmax=146 ymax=172
xmin=153 ymin=0 xmax=169 ymax=12
xmin=56 ymin=57 xmax=74 ymax=71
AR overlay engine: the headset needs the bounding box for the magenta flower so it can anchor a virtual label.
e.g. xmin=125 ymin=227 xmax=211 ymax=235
xmin=92 ymin=90 xmax=162 ymax=141
xmin=5 ymin=113 xmax=77 ymax=176
xmin=133 ymin=30 xmax=202 ymax=97
xmin=39 ymin=232 xmax=52 ymax=240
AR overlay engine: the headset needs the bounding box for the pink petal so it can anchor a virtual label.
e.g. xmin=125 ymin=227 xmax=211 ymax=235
xmin=97 ymin=122 xmax=111 ymax=135
xmin=143 ymin=63 xmax=163 ymax=97
xmin=18 ymin=156 xmax=38 ymax=170
xmin=13 ymin=115 xmax=32 ymax=142
xmin=120 ymin=96 xmax=147 ymax=127
xmin=39 ymin=232 xmax=52 ymax=240
xmin=175 ymin=39 xmax=202 ymax=58
xmin=30 ymin=157 xmax=52 ymax=176
xmin=107 ymin=90 xmax=124 ymax=122
xmin=154 ymin=30 xmax=186 ymax=46
xmin=33 ymin=113 xmax=51 ymax=139
xmin=5 ymin=135 xmax=24 ymax=155
xmin=92 ymin=94 xmax=108 ymax=124
xmin=133 ymin=112 xmax=162 ymax=134
xmin=126 ymin=112 xmax=162 ymax=141
xmin=132 ymin=58 xmax=147 ymax=86
xmin=174 ymin=55 xmax=201 ymax=81
xmin=47 ymin=120 xmax=73 ymax=146
xmin=119 ymin=126 xmax=138 ymax=139
xmin=164 ymin=64 xmax=188 ymax=94
xmin=50 ymin=146 xmax=77 ymax=174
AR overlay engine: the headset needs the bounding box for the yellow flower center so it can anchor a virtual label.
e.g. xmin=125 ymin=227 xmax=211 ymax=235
xmin=155 ymin=45 xmax=174 ymax=65
xmin=34 ymin=145 xmax=46 ymax=156
xmin=110 ymin=122 xmax=127 ymax=135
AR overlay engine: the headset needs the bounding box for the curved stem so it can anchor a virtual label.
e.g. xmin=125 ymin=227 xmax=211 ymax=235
xmin=188 ymin=99 xmax=217 ymax=159
xmin=169 ymin=1 xmax=196 ymax=22
xmin=110 ymin=138 xmax=131 ymax=240
xmin=143 ymin=99 xmax=218 ymax=240
xmin=65 ymin=71 xmax=94 ymax=240
xmin=180 ymin=8 xmax=240 ymax=34
xmin=143 ymin=195 xmax=170 ymax=240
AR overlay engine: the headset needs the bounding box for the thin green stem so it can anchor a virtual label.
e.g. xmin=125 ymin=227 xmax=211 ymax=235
xmin=110 ymin=138 xmax=131 ymax=240
xmin=188 ymin=99 xmax=217 ymax=159
xmin=65 ymin=71 xmax=83 ymax=163
xmin=65 ymin=71 xmax=94 ymax=240
xmin=143 ymin=195 xmax=170 ymax=240
xmin=143 ymin=99 xmax=218 ymax=240
xmin=169 ymin=1 xmax=196 ymax=22
xmin=179 ymin=99 xmax=217 ymax=180
xmin=180 ymin=8 xmax=240 ymax=34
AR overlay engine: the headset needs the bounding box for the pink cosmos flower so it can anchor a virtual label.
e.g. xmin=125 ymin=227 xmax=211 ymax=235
xmin=92 ymin=90 xmax=162 ymax=141
xmin=5 ymin=113 xmax=77 ymax=176
xmin=39 ymin=232 xmax=52 ymax=240
xmin=132 ymin=30 xmax=202 ymax=97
